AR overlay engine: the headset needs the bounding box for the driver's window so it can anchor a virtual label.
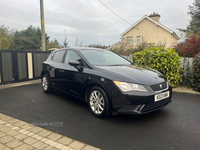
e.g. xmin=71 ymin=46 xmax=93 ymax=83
xmin=64 ymin=50 xmax=83 ymax=66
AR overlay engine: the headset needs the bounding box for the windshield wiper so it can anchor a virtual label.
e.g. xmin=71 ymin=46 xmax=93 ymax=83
xmin=108 ymin=64 xmax=125 ymax=66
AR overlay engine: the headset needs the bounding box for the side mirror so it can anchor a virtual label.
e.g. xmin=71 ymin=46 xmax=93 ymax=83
xmin=68 ymin=61 xmax=83 ymax=72
xmin=69 ymin=61 xmax=80 ymax=67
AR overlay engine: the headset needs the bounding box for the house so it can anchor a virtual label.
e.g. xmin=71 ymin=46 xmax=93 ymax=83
xmin=108 ymin=13 xmax=180 ymax=50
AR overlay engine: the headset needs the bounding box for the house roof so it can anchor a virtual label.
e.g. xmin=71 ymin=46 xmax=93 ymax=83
xmin=107 ymin=41 xmax=122 ymax=50
xmin=121 ymin=15 xmax=180 ymax=40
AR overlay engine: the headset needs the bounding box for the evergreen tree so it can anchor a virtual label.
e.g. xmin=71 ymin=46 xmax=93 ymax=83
xmin=179 ymin=0 xmax=200 ymax=34
xmin=12 ymin=25 xmax=50 ymax=50
xmin=47 ymin=38 xmax=61 ymax=49
xmin=0 ymin=25 xmax=13 ymax=49
xmin=188 ymin=0 xmax=200 ymax=34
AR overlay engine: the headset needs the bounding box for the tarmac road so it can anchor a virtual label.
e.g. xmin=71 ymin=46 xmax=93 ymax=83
xmin=0 ymin=83 xmax=200 ymax=150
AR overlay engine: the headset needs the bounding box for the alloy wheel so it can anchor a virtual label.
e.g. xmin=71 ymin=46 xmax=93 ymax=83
xmin=89 ymin=90 xmax=105 ymax=114
xmin=42 ymin=76 xmax=48 ymax=91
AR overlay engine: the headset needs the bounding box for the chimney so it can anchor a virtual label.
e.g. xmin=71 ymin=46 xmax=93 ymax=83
xmin=148 ymin=12 xmax=161 ymax=23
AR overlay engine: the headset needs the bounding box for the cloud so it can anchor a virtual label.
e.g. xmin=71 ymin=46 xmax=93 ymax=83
xmin=0 ymin=0 xmax=195 ymax=46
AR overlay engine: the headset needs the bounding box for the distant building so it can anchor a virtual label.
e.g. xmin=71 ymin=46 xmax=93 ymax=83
xmin=47 ymin=48 xmax=59 ymax=51
xmin=108 ymin=13 xmax=179 ymax=50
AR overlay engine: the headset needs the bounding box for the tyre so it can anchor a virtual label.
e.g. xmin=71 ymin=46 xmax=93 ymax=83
xmin=41 ymin=74 xmax=53 ymax=93
xmin=88 ymin=86 xmax=111 ymax=118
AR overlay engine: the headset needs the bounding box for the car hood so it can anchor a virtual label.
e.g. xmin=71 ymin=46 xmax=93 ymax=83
xmin=95 ymin=65 xmax=167 ymax=85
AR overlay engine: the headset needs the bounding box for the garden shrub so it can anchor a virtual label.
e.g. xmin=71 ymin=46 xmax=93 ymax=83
xmin=192 ymin=53 xmax=200 ymax=91
xmin=133 ymin=46 xmax=182 ymax=87
xmin=174 ymin=33 xmax=200 ymax=57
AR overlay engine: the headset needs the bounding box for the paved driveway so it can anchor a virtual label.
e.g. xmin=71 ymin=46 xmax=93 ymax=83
xmin=0 ymin=83 xmax=200 ymax=150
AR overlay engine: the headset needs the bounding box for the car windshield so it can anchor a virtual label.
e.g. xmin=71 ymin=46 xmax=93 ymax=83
xmin=80 ymin=49 xmax=131 ymax=66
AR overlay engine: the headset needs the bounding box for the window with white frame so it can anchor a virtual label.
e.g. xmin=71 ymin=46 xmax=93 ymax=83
xmin=126 ymin=37 xmax=133 ymax=45
xmin=137 ymin=36 xmax=140 ymax=45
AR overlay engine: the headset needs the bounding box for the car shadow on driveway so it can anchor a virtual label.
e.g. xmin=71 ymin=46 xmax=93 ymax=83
xmin=52 ymin=88 xmax=172 ymax=124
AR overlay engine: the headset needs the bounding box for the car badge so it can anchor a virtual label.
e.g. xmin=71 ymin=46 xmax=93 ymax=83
xmin=160 ymin=84 xmax=162 ymax=89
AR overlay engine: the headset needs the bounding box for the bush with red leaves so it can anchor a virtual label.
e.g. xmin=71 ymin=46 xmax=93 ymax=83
xmin=192 ymin=53 xmax=200 ymax=92
xmin=175 ymin=34 xmax=200 ymax=57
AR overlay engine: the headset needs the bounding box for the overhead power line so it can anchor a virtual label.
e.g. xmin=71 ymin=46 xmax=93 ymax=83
xmin=97 ymin=0 xmax=132 ymax=25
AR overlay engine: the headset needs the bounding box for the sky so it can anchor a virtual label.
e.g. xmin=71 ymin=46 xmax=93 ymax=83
xmin=0 ymin=0 xmax=194 ymax=47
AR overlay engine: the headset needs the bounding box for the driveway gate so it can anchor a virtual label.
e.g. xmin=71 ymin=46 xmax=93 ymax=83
xmin=0 ymin=50 xmax=51 ymax=84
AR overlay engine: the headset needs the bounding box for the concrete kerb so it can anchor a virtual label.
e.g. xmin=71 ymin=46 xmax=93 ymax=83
xmin=172 ymin=87 xmax=200 ymax=95
xmin=0 ymin=79 xmax=41 ymax=90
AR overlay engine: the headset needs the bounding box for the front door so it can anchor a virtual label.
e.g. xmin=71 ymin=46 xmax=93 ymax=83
xmin=59 ymin=50 xmax=85 ymax=98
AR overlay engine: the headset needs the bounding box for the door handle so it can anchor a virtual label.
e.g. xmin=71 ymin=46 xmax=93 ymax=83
xmin=59 ymin=70 xmax=65 ymax=72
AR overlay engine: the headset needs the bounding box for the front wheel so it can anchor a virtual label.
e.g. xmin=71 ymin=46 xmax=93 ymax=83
xmin=88 ymin=86 xmax=111 ymax=118
xmin=41 ymin=74 xmax=53 ymax=93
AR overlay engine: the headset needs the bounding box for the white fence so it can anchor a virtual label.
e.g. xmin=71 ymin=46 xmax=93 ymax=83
xmin=180 ymin=57 xmax=193 ymax=76
xmin=181 ymin=57 xmax=193 ymax=68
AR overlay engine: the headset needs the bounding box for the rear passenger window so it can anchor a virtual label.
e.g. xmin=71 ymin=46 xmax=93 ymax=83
xmin=52 ymin=50 xmax=65 ymax=63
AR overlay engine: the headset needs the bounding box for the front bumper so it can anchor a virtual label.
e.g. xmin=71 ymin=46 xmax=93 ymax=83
xmin=111 ymin=87 xmax=172 ymax=115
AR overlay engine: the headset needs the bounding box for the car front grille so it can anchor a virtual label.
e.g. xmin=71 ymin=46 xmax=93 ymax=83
xmin=142 ymin=98 xmax=171 ymax=112
xmin=149 ymin=82 xmax=168 ymax=92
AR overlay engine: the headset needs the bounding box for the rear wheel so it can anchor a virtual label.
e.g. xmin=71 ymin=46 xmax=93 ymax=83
xmin=88 ymin=86 xmax=111 ymax=118
xmin=41 ymin=74 xmax=53 ymax=93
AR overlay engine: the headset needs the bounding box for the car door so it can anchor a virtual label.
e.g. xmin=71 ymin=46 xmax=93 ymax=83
xmin=59 ymin=50 xmax=85 ymax=98
xmin=49 ymin=50 xmax=66 ymax=89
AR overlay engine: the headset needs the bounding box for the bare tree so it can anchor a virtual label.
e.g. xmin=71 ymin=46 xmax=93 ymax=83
xmin=74 ymin=37 xmax=84 ymax=47
xmin=63 ymin=29 xmax=70 ymax=48
xmin=79 ymin=40 xmax=83 ymax=47
xmin=74 ymin=37 xmax=80 ymax=47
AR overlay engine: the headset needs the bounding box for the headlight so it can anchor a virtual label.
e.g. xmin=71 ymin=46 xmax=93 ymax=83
xmin=114 ymin=81 xmax=147 ymax=92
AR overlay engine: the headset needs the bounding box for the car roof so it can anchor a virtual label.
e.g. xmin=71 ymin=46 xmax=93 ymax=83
xmin=53 ymin=47 xmax=107 ymax=52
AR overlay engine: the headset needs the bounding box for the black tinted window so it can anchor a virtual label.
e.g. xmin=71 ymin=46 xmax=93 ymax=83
xmin=52 ymin=50 xmax=65 ymax=63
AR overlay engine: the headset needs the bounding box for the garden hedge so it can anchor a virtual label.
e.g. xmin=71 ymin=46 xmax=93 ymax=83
xmin=133 ymin=46 xmax=182 ymax=87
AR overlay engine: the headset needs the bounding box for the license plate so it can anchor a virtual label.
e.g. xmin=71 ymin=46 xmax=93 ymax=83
xmin=155 ymin=91 xmax=169 ymax=102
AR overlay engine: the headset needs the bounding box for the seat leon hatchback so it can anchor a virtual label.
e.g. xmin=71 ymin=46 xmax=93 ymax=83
xmin=41 ymin=48 xmax=172 ymax=118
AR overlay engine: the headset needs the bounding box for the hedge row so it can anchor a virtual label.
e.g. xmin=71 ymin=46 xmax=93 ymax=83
xmin=133 ymin=46 xmax=182 ymax=87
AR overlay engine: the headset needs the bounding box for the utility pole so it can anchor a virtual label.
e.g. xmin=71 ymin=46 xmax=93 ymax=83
xmin=40 ymin=0 xmax=46 ymax=51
